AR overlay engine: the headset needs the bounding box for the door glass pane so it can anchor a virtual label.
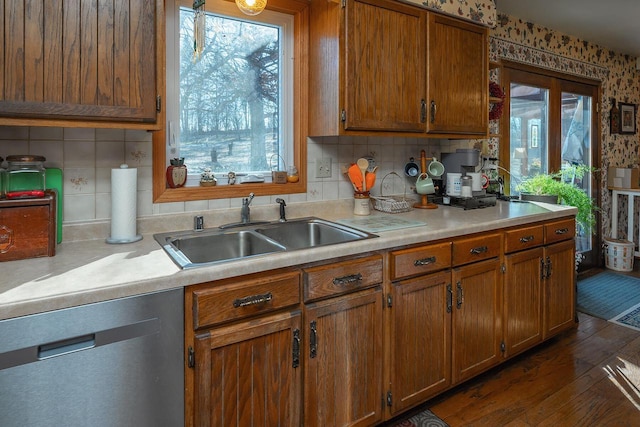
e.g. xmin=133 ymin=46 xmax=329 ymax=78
xmin=561 ymin=92 xmax=592 ymax=253
xmin=509 ymin=83 xmax=549 ymax=190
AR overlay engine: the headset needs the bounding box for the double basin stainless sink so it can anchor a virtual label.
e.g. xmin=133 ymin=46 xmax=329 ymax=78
xmin=154 ymin=217 xmax=377 ymax=269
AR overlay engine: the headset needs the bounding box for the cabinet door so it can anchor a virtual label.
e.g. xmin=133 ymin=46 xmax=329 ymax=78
xmin=543 ymin=239 xmax=576 ymax=338
xmin=343 ymin=0 xmax=426 ymax=132
xmin=451 ymin=258 xmax=502 ymax=384
xmin=192 ymin=311 xmax=302 ymax=427
xmin=504 ymin=247 xmax=544 ymax=357
xmin=389 ymin=270 xmax=451 ymax=415
xmin=427 ymin=13 xmax=488 ymax=135
xmin=304 ymin=288 xmax=383 ymax=427
xmin=0 ymin=0 xmax=160 ymax=126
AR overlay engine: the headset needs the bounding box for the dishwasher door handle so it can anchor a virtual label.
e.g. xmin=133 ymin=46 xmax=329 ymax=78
xmin=38 ymin=334 xmax=96 ymax=359
xmin=0 ymin=318 xmax=159 ymax=370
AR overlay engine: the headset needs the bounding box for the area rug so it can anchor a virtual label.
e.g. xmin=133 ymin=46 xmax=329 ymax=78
xmin=610 ymin=303 xmax=640 ymax=331
xmin=577 ymin=271 xmax=640 ymax=320
xmin=390 ymin=409 xmax=449 ymax=427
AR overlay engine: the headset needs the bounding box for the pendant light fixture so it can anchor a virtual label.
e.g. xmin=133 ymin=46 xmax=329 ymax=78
xmin=235 ymin=0 xmax=267 ymax=15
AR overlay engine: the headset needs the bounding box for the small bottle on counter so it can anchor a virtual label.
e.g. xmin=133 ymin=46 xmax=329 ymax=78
xmin=354 ymin=191 xmax=371 ymax=215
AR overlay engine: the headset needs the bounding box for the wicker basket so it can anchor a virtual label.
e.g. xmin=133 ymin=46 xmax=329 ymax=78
xmin=371 ymin=172 xmax=413 ymax=213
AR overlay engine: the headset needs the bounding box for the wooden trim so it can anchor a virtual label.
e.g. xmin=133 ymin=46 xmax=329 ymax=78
xmin=153 ymin=0 xmax=309 ymax=202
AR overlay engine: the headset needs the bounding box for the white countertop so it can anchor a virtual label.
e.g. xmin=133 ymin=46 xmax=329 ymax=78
xmin=0 ymin=200 xmax=575 ymax=320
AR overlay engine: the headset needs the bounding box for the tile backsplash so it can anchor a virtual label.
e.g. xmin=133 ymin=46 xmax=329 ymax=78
xmin=0 ymin=126 xmax=470 ymax=238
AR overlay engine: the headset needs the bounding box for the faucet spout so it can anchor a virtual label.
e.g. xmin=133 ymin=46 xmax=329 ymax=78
xmin=241 ymin=192 xmax=255 ymax=223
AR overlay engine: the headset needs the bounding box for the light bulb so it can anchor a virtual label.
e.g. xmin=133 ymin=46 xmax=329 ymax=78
xmin=235 ymin=0 xmax=267 ymax=15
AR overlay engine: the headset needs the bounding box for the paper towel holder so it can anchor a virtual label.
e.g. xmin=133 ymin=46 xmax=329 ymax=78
xmin=106 ymin=164 xmax=143 ymax=244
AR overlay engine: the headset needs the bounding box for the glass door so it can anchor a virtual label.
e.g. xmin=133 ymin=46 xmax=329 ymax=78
xmin=501 ymin=65 xmax=600 ymax=271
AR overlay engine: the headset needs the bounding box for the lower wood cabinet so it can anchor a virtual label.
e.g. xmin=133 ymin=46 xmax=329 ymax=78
xmin=388 ymin=270 xmax=451 ymax=415
xmin=503 ymin=247 xmax=544 ymax=357
xmin=183 ymin=217 xmax=577 ymax=427
xmin=543 ymin=239 xmax=575 ymax=338
xmin=192 ymin=311 xmax=302 ymax=427
xmin=304 ymin=287 xmax=384 ymax=427
xmin=451 ymin=257 xmax=503 ymax=384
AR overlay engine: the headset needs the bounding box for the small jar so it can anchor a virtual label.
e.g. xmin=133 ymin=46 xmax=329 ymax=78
xmin=460 ymin=175 xmax=473 ymax=198
xmin=5 ymin=155 xmax=46 ymax=199
xmin=287 ymin=165 xmax=299 ymax=183
xmin=353 ymin=191 xmax=371 ymax=216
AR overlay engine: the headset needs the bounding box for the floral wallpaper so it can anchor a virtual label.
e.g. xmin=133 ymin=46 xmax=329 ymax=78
xmin=488 ymin=13 xmax=640 ymax=239
xmin=401 ymin=0 xmax=496 ymax=27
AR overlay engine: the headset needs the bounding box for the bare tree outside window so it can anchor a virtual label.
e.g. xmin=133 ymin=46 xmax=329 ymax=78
xmin=178 ymin=8 xmax=282 ymax=176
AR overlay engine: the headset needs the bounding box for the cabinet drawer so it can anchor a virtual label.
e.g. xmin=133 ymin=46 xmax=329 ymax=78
xmin=192 ymin=270 xmax=300 ymax=329
xmin=452 ymin=233 xmax=501 ymax=266
xmin=504 ymin=225 xmax=544 ymax=254
xmin=303 ymin=255 xmax=383 ymax=301
xmin=390 ymin=242 xmax=451 ymax=280
xmin=545 ymin=218 xmax=575 ymax=244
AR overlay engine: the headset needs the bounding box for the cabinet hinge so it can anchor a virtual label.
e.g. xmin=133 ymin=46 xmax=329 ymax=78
xmin=340 ymin=109 xmax=346 ymax=123
xmin=187 ymin=346 xmax=195 ymax=368
xmin=500 ymin=341 xmax=506 ymax=353
xmin=156 ymin=95 xmax=162 ymax=112
xmin=386 ymin=391 xmax=393 ymax=407
xmin=501 ymin=263 xmax=506 ymax=274
xmin=387 ymin=294 xmax=393 ymax=308
xmin=292 ymin=328 xmax=300 ymax=368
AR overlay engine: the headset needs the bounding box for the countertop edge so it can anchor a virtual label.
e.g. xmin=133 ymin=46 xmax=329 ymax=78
xmin=0 ymin=201 xmax=576 ymax=320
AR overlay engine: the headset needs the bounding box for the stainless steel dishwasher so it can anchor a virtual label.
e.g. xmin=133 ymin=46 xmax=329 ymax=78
xmin=0 ymin=288 xmax=184 ymax=427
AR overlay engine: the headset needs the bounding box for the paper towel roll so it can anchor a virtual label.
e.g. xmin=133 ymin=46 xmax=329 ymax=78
xmin=106 ymin=164 xmax=142 ymax=244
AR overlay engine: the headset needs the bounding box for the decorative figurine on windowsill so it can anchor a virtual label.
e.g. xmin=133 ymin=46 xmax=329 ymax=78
xmin=200 ymin=168 xmax=217 ymax=186
xmin=227 ymin=171 xmax=237 ymax=185
xmin=166 ymin=157 xmax=187 ymax=188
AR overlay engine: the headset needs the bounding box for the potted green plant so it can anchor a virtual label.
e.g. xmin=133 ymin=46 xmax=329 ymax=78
xmin=516 ymin=165 xmax=597 ymax=234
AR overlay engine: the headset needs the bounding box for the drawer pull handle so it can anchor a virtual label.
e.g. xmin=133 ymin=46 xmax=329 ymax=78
xmin=555 ymin=228 xmax=569 ymax=235
xmin=519 ymin=235 xmax=534 ymax=243
xmin=470 ymin=246 xmax=488 ymax=255
xmin=332 ymin=273 xmax=362 ymax=286
xmin=446 ymin=284 xmax=453 ymax=313
xmin=233 ymin=292 xmax=273 ymax=308
xmin=414 ymin=256 xmax=436 ymax=266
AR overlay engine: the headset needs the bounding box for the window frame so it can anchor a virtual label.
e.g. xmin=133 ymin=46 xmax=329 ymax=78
xmin=153 ymin=0 xmax=308 ymax=203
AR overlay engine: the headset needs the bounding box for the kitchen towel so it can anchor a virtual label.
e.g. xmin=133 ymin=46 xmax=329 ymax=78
xmin=107 ymin=164 xmax=142 ymax=244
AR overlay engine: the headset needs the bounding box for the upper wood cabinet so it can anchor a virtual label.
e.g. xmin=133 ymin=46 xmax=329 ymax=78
xmin=0 ymin=0 xmax=162 ymax=129
xmin=308 ymin=0 xmax=488 ymax=137
xmin=309 ymin=0 xmax=425 ymax=135
xmin=426 ymin=13 xmax=488 ymax=135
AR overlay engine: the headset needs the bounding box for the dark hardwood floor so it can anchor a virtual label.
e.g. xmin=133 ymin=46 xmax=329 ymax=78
xmin=425 ymin=267 xmax=640 ymax=426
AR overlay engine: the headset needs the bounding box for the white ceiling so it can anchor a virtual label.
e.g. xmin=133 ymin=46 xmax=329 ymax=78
xmin=495 ymin=0 xmax=640 ymax=57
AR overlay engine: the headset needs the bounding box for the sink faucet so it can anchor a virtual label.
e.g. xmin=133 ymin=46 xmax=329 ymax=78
xmin=276 ymin=198 xmax=287 ymax=222
xmin=241 ymin=193 xmax=255 ymax=224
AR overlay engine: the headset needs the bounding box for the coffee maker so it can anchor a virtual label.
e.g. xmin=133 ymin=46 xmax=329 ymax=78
xmin=438 ymin=148 xmax=496 ymax=209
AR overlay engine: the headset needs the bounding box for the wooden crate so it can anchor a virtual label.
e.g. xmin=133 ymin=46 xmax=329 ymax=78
xmin=0 ymin=190 xmax=56 ymax=261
